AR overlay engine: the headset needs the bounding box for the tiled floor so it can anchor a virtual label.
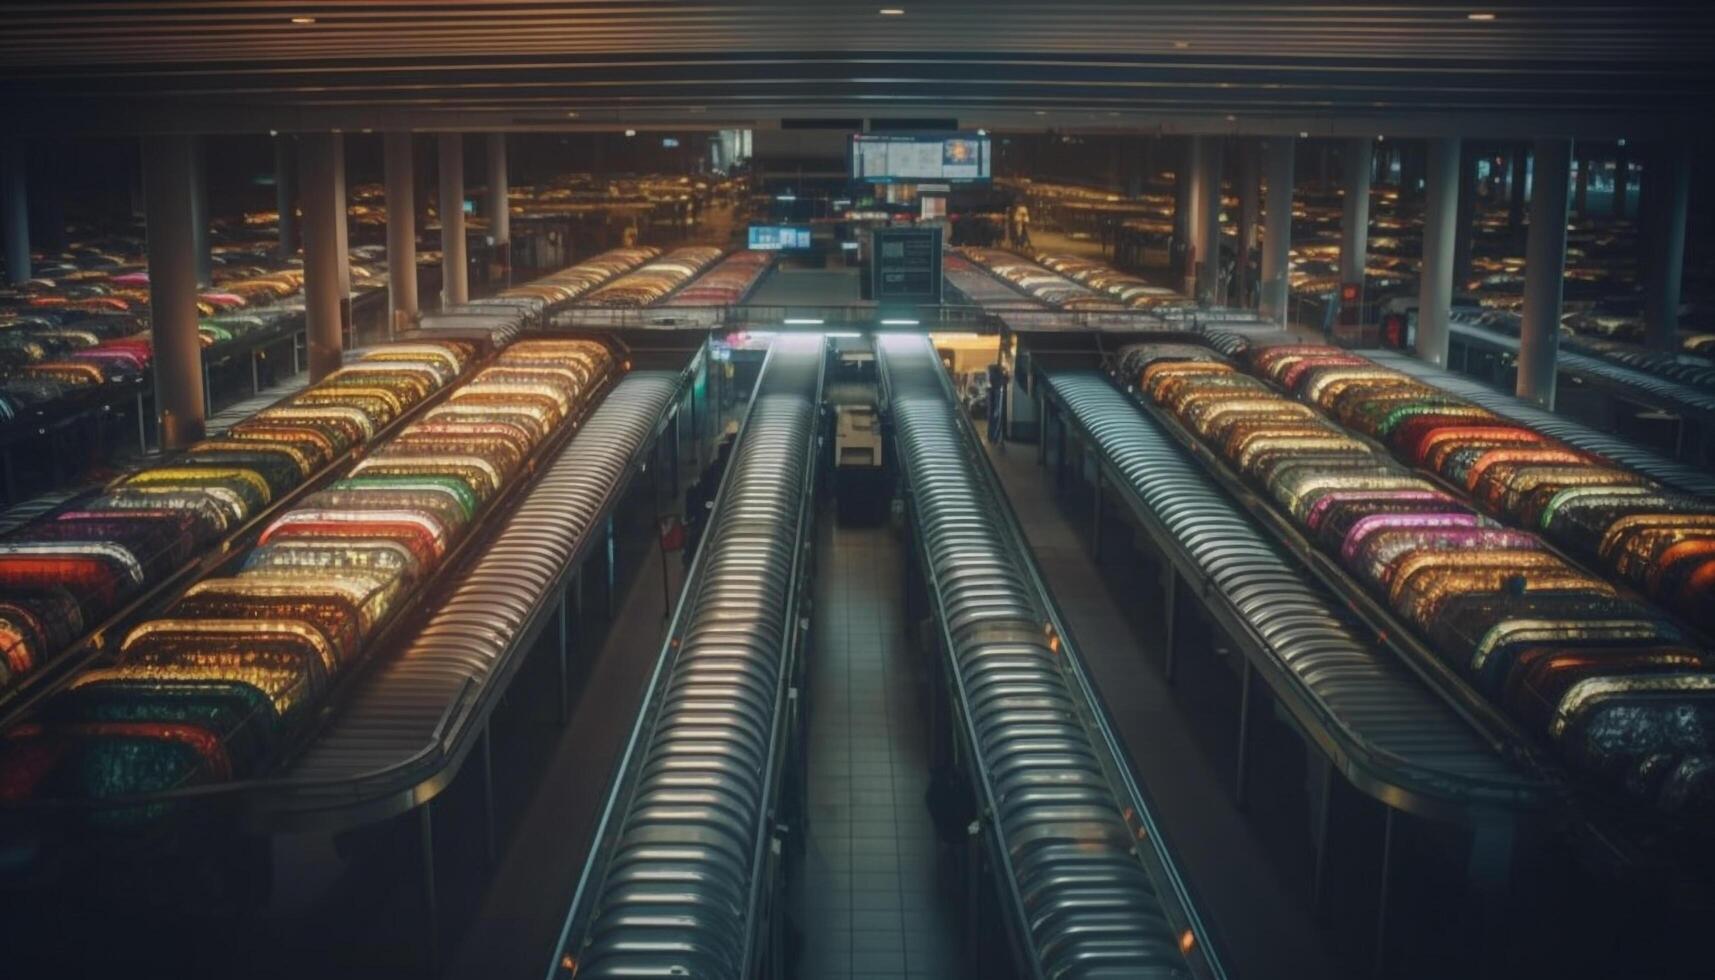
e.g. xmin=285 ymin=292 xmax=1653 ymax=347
xmin=793 ymin=514 xmax=965 ymax=980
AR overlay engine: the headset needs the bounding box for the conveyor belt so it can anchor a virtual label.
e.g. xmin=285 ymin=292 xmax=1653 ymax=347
xmin=1447 ymin=320 xmax=1715 ymax=425
xmin=878 ymin=333 xmax=1223 ymax=980
xmin=1368 ymin=350 xmax=1715 ymax=498
xmin=249 ymin=363 xmax=693 ymax=828
xmin=1038 ymin=367 xmax=1546 ymax=820
xmin=555 ymin=334 xmax=823 ymax=979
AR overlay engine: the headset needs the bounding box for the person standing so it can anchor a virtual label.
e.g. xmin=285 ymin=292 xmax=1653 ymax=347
xmin=1012 ymin=202 xmax=1031 ymax=250
xmin=986 ymin=359 xmax=1009 ymax=449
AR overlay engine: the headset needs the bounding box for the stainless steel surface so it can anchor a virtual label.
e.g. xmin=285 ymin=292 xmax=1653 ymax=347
xmin=556 ymin=334 xmax=824 ymax=979
xmin=878 ymin=333 xmax=1221 ymax=980
xmin=1038 ymin=367 xmax=1547 ymax=820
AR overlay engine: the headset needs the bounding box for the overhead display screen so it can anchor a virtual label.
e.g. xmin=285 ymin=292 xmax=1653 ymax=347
xmin=850 ymin=133 xmax=991 ymax=184
xmin=748 ymin=225 xmax=813 ymax=250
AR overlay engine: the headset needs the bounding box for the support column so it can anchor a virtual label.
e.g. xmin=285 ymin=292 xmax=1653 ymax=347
xmin=438 ymin=133 xmax=469 ymax=308
xmin=486 ymin=132 xmax=511 ymax=283
xmin=1195 ymin=136 xmax=1224 ymax=304
xmin=385 ymin=132 xmax=419 ymax=335
xmin=1259 ymin=136 xmax=1295 ymax=325
xmin=2 ymin=146 xmax=28 ymax=285
xmin=141 ymin=135 xmax=206 ymax=448
xmin=1508 ymin=144 xmax=1528 ymax=246
xmin=1339 ymin=138 xmax=1374 ymax=321
xmin=1174 ymin=137 xmax=1198 ymax=295
xmin=1613 ymin=142 xmax=1630 ymax=219
xmin=333 ymin=135 xmax=352 ymax=343
xmin=299 ymin=132 xmax=347 ymax=381
xmin=1517 ymin=138 xmax=1572 ymax=409
xmin=28 ymin=149 xmax=65 ymax=253
xmin=1573 ymin=152 xmax=1590 ymax=215
xmin=1417 ymin=138 xmax=1461 ymax=368
xmin=274 ymin=135 xmax=298 ymax=260
xmin=1236 ymin=140 xmax=1260 ymax=308
xmin=190 ymin=136 xmax=212 ymax=286
xmin=1642 ymin=142 xmax=1691 ymax=352
xmin=1453 ymin=142 xmax=1477 ymax=287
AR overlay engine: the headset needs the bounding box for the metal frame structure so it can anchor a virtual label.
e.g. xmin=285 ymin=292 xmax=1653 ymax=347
xmin=553 ymin=333 xmax=825 ymax=979
xmin=879 ymin=332 xmax=1227 ymax=980
xmin=1031 ymin=358 xmax=1559 ymax=969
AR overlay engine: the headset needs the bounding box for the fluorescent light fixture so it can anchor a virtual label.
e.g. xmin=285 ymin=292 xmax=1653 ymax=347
xmin=1034 ymin=110 xmax=1047 ymax=116
xmin=624 ymin=129 xmax=637 ymax=137
xmin=880 ymin=318 xmax=920 ymax=326
xmin=783 ymin=318 xmax=825 ymax=325
xmin=879 ymin=7 xmax=905 ymax=14
xmin=290 ymin=16 xmax=316 ymax=24
xmin=565 ymin=110 xmax=579 ymax=118
xmin=1467 ymin=12 xmax=1496 ymax=21
xmin=826 ymin=331 xmax=862 ymax=338
xmin=776 ymin=194 xmax=797 ymax=201
xmin=1172 ymin=40 xmax=1190 ymax=49
xmin=1298 ymin=131 xmax=1310 ymax=138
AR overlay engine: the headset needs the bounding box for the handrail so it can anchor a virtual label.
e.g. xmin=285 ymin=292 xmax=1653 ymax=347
xmin=550 ymin=333 xmax=824 ymax=980
xmin=878 ymin=333 xmax=1226 ymax=980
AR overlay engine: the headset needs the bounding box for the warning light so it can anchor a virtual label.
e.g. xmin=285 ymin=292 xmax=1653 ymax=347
xmin=1340 ymin=283 xmax=1359 ymax=303
xmin=1179 ymin=930 xmax=1197 ymax=955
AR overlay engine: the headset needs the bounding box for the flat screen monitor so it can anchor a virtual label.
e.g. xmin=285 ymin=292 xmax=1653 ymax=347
xmin=748 ymin=225 xmax=813 ymax=250
xmin=849 ymin=133 xmax=990 ymax=184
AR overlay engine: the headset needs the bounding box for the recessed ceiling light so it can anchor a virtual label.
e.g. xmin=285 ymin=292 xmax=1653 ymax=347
xmin=624 ymin=129 xmax=637 ymax=137
xmin=1298 ymin=131 xmax=1309 ymax=138
xmin=1467 ymin=12 xmax=1496 ymax=21
xmin=565 ymin=110 xmax=579 ymax=118
xmin=1225 ymin=114 xmax=1236 ymax=122
xmin=290 ymin=16 xmax=316 ymax=25
xmin=879 ymin=8 xmax=905 ymax=15
xmin=1172 ymin=40 xmax=1190 ymax=49
xmin=1034 ymin=110 xmax=1047 ymax=116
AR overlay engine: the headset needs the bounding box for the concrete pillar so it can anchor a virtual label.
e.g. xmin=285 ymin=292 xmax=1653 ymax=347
xmin=1339 ymin=138 xmax=1374 ymax=313
xmin=2 ymin=146 xmax=28 ymax=285
xmin=384 ymin=132 xmax=419 ymax=335
xmin=438 ymin=133 xmax=468 ymax=307
xmin=141 ymin=135 xmax=206 ymax=448
xmin=1517 ymin=138 xmax=1572 ymax=409
xmin=1174 ymin=136 xmax=1198 ymax=294
xmin=299 ymin=132 xmax=347 ymax=381
xmin=1236 ymin=140 xmax=1260 ymax=307
xmin=1417 ymin=138 xmax=1461 ymax=368
xmin=1259 ymin=136 xmax=1295 ymax=324
xmin=1453 ymin=142 xmax=1477 ymax=287
xmin=332 ymin=136 xmax=352 ymax=343
xmin=1613 ymin=142 xmax=1630 ymax=219
xmin=1195 ymin=136 xmax=1224 ymax=304
xmin=190 ymin=136 xmax=212 ymax=286
xmin=1508 ymin=144 xmax=1528 ymax=245
xmin=1642 ymin=142 xmax=1691 ymax=352
xmin=486 ymin=132 xmax=511 ymax=282
xmin=275 ymin=136 xmax=298 ymax=260
xmin=28 ymin=150 xmax=64 ymax=253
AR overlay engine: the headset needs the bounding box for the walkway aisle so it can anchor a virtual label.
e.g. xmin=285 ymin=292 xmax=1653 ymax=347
xmin=448 ymin=545 xmax=683 ymax=980
xmin=983 ymin=436 xmax=1344 ymax=980
xmin=793 ymin=513 xmax=963 ymax=980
